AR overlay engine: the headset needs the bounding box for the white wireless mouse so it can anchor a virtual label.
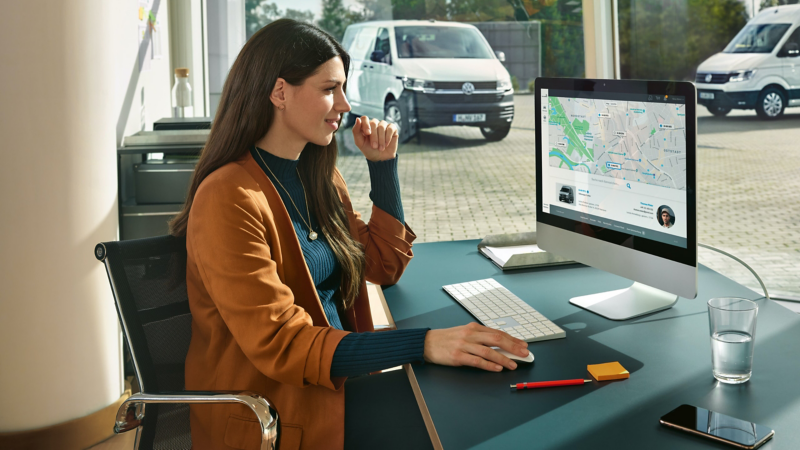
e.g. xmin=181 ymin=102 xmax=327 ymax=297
xmin=495 ymin=348 xmax=534 ymax=364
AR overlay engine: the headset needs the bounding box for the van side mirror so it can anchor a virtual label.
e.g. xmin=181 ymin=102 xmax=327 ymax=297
xmin=495 ymin=51 xmax=506 ymax=63
xmin=370 ymin=50 xmax=389 ymax=64
xmin=781 ymin=42 xmax=800 ymax=57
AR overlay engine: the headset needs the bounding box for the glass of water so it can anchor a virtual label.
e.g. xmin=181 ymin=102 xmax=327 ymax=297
xmin=708 ymin=297 xmax=758 ymax=384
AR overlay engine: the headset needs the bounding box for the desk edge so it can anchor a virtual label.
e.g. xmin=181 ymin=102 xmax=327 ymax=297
xmin=375 ymin=284 xmax=397 ymax=329
xmin=404 ymin=364 xmax=443 ymax=450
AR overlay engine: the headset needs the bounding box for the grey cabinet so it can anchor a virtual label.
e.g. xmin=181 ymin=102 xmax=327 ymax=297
xmin=118 ymin=130 xmax=207 ymax=240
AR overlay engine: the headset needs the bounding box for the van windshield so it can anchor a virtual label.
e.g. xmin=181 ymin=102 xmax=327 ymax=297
xmin=723 ymin=23 xmax=790 ymax=53
xmin=394 ymin=26 xmax=494 ymax=59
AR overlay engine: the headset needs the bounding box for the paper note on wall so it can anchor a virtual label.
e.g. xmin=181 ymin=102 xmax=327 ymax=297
xmin=151 ymin=20 xmax=162 ymax=59
xmin=138 ymin=25 xmax=151 ymax=72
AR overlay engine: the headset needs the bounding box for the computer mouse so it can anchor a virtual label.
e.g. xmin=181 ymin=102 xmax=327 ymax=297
xmin=494 ymin=348 xmax=534 ymax=364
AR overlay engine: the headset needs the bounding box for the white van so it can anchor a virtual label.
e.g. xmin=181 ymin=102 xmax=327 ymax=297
xmin=340 ymin=20 xmax=515 ymax=141
xmin=696 ymin=5 xmax=800 ymax=119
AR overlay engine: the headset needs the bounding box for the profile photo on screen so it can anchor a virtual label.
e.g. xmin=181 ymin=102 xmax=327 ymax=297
xmin=658 ymin=206 xmax=675 ymax=229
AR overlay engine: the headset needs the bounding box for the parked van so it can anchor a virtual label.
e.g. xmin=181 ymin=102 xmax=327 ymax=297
xmin=696 ymin=5 xmax=800 ymax=119
xmin=340 ymin=20 xmax=515 ymax=141
xmin=558 ymin=186 xmax=574 ymax=204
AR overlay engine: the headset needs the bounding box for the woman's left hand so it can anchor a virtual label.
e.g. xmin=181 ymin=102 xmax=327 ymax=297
xmin=352 ymin=115 xmax=398 ymax=162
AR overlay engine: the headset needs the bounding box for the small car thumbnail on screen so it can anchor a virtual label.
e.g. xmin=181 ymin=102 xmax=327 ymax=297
xmin=557 ymin=184 xmax=575 ymax=205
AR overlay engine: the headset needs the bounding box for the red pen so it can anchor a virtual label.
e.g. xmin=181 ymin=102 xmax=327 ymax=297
xmin=511 ymin=379 xmax=592 ymax=390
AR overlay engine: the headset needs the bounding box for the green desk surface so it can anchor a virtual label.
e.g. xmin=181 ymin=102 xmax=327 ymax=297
xmin=383 ymin=240 xmax=800 ymax=450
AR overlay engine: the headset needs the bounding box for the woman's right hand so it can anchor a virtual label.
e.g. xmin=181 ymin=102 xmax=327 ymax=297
xmin=352 ymin=115 xmax=399 ymax=162
xmin=423 ymin=322 xmax=529 ymax=372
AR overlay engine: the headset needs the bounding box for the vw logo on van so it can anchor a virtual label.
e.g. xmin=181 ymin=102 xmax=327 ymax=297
xmin=462 ymin=82 xmax=475 ymax=95
xmin=705 ymin=73 xmax=712 ymax=83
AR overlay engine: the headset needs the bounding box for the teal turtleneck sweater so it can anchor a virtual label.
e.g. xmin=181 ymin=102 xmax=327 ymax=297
xmin=251 ymin=147 xmax=427 ymax=377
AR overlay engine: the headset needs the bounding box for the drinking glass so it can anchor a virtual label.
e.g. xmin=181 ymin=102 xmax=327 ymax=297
xmin=708 ymin=297 xmax=758 ymax=384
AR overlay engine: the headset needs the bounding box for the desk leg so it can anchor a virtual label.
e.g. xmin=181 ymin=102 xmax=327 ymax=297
xmin=404 ymin=364 xmax=443 ymax=450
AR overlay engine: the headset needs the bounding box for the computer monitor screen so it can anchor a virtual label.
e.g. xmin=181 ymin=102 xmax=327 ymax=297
xmin=535 ymin=78 xmax=697 ymax=318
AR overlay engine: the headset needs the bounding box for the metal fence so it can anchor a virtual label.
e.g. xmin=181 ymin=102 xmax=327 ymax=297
xmin=470 ymin=21 xmax=541 ymax=91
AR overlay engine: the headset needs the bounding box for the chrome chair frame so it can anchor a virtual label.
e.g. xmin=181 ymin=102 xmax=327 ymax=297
xmin=115 ymin=391 xmax=277 ymax=450
xmin=96 ymin=237 xmax=279 ymax=450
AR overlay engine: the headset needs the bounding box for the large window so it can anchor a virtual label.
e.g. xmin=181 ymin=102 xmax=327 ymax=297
xmin=245 ymin=0 xmax=585 ymax=244
xmin=619 ymin=0 xmax=800 ymax=301
xmin=237 ymin=1 xmax=800 ymax=301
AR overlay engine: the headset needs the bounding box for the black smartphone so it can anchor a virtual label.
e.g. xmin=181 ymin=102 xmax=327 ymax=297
xmin=660 ymin=404 xmax=774 ymax=449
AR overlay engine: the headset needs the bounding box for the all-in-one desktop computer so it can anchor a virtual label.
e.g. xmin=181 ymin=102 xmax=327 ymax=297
xmin=535 ymin=77 xmax=697 ymax=320
xmin=443 ymin=78 xmax=696 ymax=335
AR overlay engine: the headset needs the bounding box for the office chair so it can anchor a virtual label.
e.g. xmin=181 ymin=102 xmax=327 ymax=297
xmin=95 ymin=235 xmax=279 ymax=450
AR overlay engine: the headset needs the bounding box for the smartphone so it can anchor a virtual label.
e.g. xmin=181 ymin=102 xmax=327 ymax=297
xmin=660 ymin=404 xmax=774 ymax=449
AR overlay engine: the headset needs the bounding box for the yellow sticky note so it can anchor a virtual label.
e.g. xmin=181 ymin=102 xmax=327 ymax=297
xmin=139 ymin=7 xmax=144 ymax=20
xmin=588 ymin=361 xmax=629 ymax=381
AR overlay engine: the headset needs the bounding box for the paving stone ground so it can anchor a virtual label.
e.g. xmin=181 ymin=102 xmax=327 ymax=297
xmin=336 ymin=96 xmax=800 ymax=300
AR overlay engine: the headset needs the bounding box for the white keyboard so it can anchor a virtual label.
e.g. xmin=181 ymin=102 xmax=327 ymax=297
xmin=443 ymin=278 xmax=566 ymax=343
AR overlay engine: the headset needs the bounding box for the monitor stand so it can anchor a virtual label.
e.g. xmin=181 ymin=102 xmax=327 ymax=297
xmin=570 ymin=282 xmax=678 ymax=321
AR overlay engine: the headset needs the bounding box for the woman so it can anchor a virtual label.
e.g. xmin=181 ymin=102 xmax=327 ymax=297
xmin=171 ymin=19 xmax=528 ymax=450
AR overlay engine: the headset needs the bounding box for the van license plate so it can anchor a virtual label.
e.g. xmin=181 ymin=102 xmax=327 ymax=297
xmin=453 ymin=114 xmax=486 ymax=123
xmin=699 ymin=92 xmax=715 ymax=100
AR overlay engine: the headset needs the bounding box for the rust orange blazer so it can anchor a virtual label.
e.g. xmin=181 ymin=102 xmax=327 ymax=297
xmin=184 ymin=152 xmax=415 ymax=450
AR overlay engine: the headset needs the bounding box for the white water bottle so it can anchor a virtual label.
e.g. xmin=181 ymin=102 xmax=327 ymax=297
xmin=172 ymin=68 xmax=194 ymax=118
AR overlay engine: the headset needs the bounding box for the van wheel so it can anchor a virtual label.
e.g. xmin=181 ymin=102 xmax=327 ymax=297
xmin=756 ymin=88 xmax=785 ymax=119
xmin=480 ymin=125 xmax=511 ymax=142
xmin=384 ymin=100 xmax=411 ymax=143
xmin=707 ymin=106 xmax=731 ymax=117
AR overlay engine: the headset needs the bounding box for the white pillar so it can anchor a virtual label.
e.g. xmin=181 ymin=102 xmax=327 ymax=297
xmin=0 ymin=0 xmax=122 ymax=431
xmin=170 ymin=0 xmax=210 ymax=117
xmin=582 ymin=0 xmax=620 ymax=79
xmin=226 ymin=0 xmax=246 ymax=69
xmin=207 ymin=0 xmax=246 ymax=117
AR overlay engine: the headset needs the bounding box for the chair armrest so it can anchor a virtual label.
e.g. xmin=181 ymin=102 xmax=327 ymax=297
xmin=116 ymin=390 xmax=278 ymax=450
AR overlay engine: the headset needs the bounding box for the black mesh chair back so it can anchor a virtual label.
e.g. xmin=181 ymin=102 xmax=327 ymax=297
xmin=96 ymin=235 xmax=192 ymax=449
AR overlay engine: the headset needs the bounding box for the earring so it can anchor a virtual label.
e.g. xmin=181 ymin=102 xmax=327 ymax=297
xmin=279 ymin=105 xmax=285 ymax=111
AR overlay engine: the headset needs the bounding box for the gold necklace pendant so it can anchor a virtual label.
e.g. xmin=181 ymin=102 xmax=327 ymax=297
xmin=255 ymin=148 xmax=322 ymax=242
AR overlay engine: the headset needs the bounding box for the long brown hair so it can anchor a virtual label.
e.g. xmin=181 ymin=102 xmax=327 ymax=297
xmin=170 ymin=19 xmax=366 ymax=309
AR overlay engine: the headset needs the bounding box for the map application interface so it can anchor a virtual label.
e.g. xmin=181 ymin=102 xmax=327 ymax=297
xmin=540 ymin=88 xmax=688 ymax=248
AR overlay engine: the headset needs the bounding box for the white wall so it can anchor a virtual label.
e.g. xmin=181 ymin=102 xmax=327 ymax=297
xmin=0 ymin=0 xmax=173 ymax=432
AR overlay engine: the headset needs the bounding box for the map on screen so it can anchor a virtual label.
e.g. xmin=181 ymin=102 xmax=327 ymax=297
xmin=546 ymin=97 xmax=687 ymax=191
